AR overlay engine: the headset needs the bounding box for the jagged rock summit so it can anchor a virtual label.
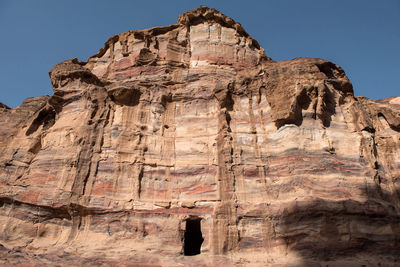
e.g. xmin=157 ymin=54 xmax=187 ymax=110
xmin=1 ymin=6 xmax=400 ymax=266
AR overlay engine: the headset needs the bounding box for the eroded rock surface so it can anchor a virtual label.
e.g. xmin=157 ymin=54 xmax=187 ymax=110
xmin=1 ymin=6 xmax=399 ymax=266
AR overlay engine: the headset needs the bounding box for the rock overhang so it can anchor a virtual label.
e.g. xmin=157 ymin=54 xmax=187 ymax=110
xmin=1 ymin=6 xmax=399 ymax=267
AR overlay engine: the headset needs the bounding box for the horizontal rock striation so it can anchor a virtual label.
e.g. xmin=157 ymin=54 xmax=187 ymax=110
xmin=0 ymin=6 xmax=399 ymax=266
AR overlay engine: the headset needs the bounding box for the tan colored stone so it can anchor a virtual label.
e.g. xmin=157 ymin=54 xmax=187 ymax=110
xmin=0 ymin=6 xmax=399 ymax=266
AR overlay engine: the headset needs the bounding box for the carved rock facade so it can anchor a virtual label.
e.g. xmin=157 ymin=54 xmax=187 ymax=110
xmin=1 ymin=7 xmax=399 ymax=266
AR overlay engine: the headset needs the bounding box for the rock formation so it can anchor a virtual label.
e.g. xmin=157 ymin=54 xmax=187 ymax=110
xmin=1 ymin=6 xmax=399 ymax=266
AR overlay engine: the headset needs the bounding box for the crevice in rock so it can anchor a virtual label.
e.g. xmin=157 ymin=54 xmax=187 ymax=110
xmin=0 ymin=197 xmax=72 ymax=222
xmin=214 ymin=83 xmax=234 ymax=112
xmin=378 ymin=112 xmax=400 ymax=132
xmin=25 ymin=106 xmax=56 ymax=136
xmin=27 ymin=137 xmax=42 ymax=155
xmin=108 ymin=86 xmax=142 ymax=106
xmin=316 ymin=62 xmax=336 ymax=79
xmin=316 ymin=84 xmax=337 ymax=127
xmin=211 ymin=91 xmax=239 ymax=254
xmin=71 ymin=88 xmax=109 ymax=200
xmin=137 ymin=167 xmax=144 ymax=199
xmin=135 ymin=48 xmax=158 ymax=66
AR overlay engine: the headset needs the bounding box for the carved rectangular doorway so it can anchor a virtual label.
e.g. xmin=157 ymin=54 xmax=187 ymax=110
xmin=183 ymin=218 xmax=204 ymax=256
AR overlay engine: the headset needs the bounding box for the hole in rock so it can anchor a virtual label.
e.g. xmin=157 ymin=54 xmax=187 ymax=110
xmin=183 ymin=217 xmax=204 ymax=256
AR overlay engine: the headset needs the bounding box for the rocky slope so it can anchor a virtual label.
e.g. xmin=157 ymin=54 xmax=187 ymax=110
xmin=1 ymin=6 xmax=399 ymax=266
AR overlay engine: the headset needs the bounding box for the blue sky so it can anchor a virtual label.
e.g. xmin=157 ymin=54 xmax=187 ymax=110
xmin=0 ymin=0 xmax=399 ymax=108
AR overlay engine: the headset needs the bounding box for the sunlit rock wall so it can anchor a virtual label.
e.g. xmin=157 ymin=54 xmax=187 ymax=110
xmin=1 ymin=6 xmax=399 ymax=266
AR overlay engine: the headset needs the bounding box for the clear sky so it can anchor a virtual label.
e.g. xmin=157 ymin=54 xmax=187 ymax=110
xmin=0 ymin=0 xmax=399 ymax=108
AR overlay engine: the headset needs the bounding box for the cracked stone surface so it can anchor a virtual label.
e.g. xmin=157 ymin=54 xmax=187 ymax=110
xmin=0 ymin=6 xmax=400 ymax=266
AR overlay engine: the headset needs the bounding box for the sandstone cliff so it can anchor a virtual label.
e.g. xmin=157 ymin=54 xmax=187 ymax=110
xmin=1 ymin=7 xmax=399 ymax=266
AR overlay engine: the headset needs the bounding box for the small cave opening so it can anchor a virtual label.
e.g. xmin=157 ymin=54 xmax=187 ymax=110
xmin=183 ymin=217 xmax=204 ymax=256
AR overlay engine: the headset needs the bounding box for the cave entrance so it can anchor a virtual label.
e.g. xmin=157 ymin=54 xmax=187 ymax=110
xmin=183 ymin=217 xmax=204 ymax=256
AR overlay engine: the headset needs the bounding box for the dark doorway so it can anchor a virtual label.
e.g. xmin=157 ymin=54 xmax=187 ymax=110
xmin=183 ymin=218 xmax=204 ymax=256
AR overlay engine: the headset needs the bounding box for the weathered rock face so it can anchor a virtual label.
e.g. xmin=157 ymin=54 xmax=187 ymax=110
xmin=1 ymin=6 xmax=400 ymax=266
